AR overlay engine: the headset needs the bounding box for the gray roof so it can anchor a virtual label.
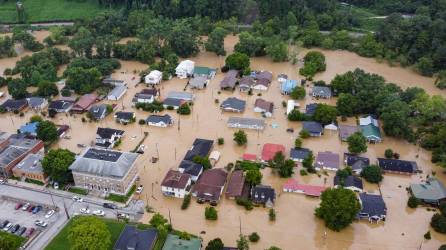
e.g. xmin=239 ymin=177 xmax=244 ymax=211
xmin=303 ymin=121 xmax=323 ymax=134
xmin=163 ymin=98 xmax=183 ymax=107
xmin=290 ymin=148 xmax=311 ymax=160
xmin=227 ymin=117 xmax=265 ymax=130
xmin=339 ymin=125 xmax=359 ymax=140
xmin=27 ymin=97 xmax=46 ymax=108
xmin=69 ymin=147 xmax=138 ymax=178
xmin=108 ymin=85 xmax=127 ymax=98
xmin=114 ymin=225 xmax=157 ymax=250
xmin=221 ymin=97 xmax=246 ymax=112
xmin=0 ymin=137 xmax=42 ymax=170
xmin=146 ymin=114 xmax=172 ymax=124
xmin=15 ymin=153 xmax=44 ymax=174
xmin=315 ymin=151 xmax=340 ymax=169
xmin=220 ymin=70 xmax=238 ymax=89
xmin=167 ymin=91 xmax=194 ymax=101
xmin=359 ymin=193 xmax=387 ymax=218
xmin=89 ymin=104 xmax=108 ymax=120
xmin=312 ymin=86 xmax=332 ymax=97
xmin=189 ymin=76 xmax=207 ymax=88
xmin=410 ymin=178 xmax=446 ymax=202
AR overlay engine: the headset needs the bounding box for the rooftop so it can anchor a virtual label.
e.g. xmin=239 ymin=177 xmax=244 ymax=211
xmin=261 ymin=143 xmax=286 ymax=161
xmin=14 ymin=153 xmax=44 ymax=174
xmin=410 ymin=178 xmax=446 ymax=201
xmin=162 ymin=234 xmax=201 ymax=250
xmin=161 ymin=170 xmax=191 ymax=189
xmin=114 ymin=225 xmax=158 ymax=250
xmin=183 ymin=138 xmax=213 ymax=161
xmin=225 ymin=170 xmax=245 ymax=198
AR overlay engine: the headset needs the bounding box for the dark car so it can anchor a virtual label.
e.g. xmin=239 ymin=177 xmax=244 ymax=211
xmin=10 ymin=224 xmax=20 ymax=233
xmin=32 ymin=206 xmax=42 ymax=214
xmin=14 ymin=203 xmax=22 ymax=210
xmin=25 ymin=228 xmax=35 ymax=237
xmin=0 ymin=220 xmax=9 ymax=228
xmin=103 ymin=203 xmax=117 ymax=209
xmin=286 ymin=128 xmax=294 ymax=133
xmin=15 ymin=227 xmax=26 ymax=236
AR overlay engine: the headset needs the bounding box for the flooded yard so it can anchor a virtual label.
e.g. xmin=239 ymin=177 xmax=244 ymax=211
xmin=0 ymin=31 xmax=445 ymax=249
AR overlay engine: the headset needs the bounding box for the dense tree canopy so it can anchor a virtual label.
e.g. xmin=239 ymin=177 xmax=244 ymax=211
xmin=225 ymin=52 xmax=250 ymax=71
xmin=68 ymin=216 xmax=111 ymax=250
xmin=347 ymin=132 xmax=367 ymax=154
xmin=360 ymin=165 xmax=383 ymax=183
xmin=36 ymin=121 xmax=58 ymax=145
xmin=42 ymin=149 xmax=75 ymax=184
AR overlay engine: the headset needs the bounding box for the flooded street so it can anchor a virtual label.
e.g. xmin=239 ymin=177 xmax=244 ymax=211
xmin=0 ymin=32 xmax=445 ymax=249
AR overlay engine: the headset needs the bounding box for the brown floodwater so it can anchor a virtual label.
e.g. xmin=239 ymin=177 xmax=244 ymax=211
xmin=0 ymin=31 xmax=445 ymax=249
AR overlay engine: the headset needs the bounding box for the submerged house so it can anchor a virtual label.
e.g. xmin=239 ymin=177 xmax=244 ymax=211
xmin=282 ymin=179 xmax=326 ymax=197
xmin=95 ymin=127 xmax=124 ymax=149
xmin=189 ymin=76 xmax=208 ymax=89
xmin=175 ymin=60 xmax=195 ymax=79
xmin=145 ymin=70 xmax=162 ymax=85
xmin=251 ymin=71 xmax=273 ymax=91
xmin=89 ymin=104 xmax=111 ymax=120
xmin=71 ymin=94 xmax=97 ymax=113
xmin=410 ymin=178 xmax=446 ymax=206
xmin=261 ymin=143 xmax=286 ymax=162
xmin=225 ymin=170 xmax=246 ymax=199
xmin=358 ymin=193 xmax=387 ymax=223
xmin=339 ymin=125 xmax=359 ymax=141
xmin=192 ymin=168 xmax=228 ymax=205
xmin=107 ymin=85 xmax=127 ymax=101
xmin=290 ymin=148 xmax=311 ymax=162
xmin=311 ymin=86 xmax=332 ymax=99
xmin=281 ymin=79 xmax=298 ymax=95
xmin=1 ymin=99 xmax=28 ymax=112
xmin=315 ymin=151 xmax=340 ymax=171
xmin=193 ymin=66 xmax=216 ymax=79
xmin=238 ymin=76 xmax=255 ymax=92
xmin=334 ymin=175 xmax=363 ymax=192
xmin=377 ymin=158 xmax=418 ymax=175
xmin=27 ymin=97 xmax=47 ymax=110
xmin=161 ymin=170 xmax=192 ymax=198
xmin=220 ymin=97 xmax=246 ymax=113
xmin=251 ymin=185 xmax=276 ymax=207
xmin=146 ymin=114 xmax=173 ymax=127
xmin=227 ymin=117 xmax=265 ymax=131
xmin=48 ymin=100 xmax=73 ymax=114
xmin=344 ymin=153 xmax=370 ymax=174
xmin=220 ymin=70 xmax=238 ymax=90
xmin=114 ymin=111 xmax=135 ymax=124
xmin=178 ymin=160 xmax=203 ymax=182
xmin=254 ymin=98 xmax=274 ymax=117
xmin=302 ymin=121 xmax=323 ymax=137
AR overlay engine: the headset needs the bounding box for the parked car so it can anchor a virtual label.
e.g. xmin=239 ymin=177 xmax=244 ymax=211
xmin=27 ymin=205 xmax=35 ymax=212
xmin=21 ymin=203 xmax=30 ymax=211
xmin=3 ymin=222 xmax=12 ymax=231
xmin=53 ymin=182 xmax=59 ymax=189
xmin=117 ymin=213 xmax=129 ymax=220
xmin=0 ymin=179 xmax=5 ymax=184
xmin=14 ymin=203 xmax=23 ymax=210
xmin=103 ymin=203 xmax=117 ymax=209
xmin=80 ymin=208 xmax=90 ymax=214
xmin=16 ymin=227 xmax=26 ymax=236
xmin=1 ymin=220 xmax=10 ymax=229
xmin=92 ymin=210 xmax=105 ymax=217
xmin=286 ymin=128 xmax=294 ymax=133
xmin=72 ymin=196 xmax=83 ymax=202
xmin=44 ymin=210 xmax=55 ymax=218
xmin=34 ymin=220 xmax=47 ymax=227
xmin=10 ymin=224 xmax=20 ymax=233
xmin=136 ymin=185 xmax=144 ymax=194
xmin=25 ymin=228 xmax=35 ymax=237
xmin=32 ymin=206 xmax=42 ymax=214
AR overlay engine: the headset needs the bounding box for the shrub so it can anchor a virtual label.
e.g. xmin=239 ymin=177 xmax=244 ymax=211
xmin=424 ymin=231 xmax=431 ymax=240
xmin=181 ymin=194 xmax=191 ymax=210
xmin=205 ymin=207 xmax=218 ymax=220
xmin=299 ymin=130 xmax=310 ymax=139
xmin=360 ymin=165 xmax=383 ymax=183
xmin=300 ymin=169 xmax=308 ymax=176
xmin=218 ymin=138 xmax=224 ymax=145
xmin=248 ymin=232 xmax=260 ymax=242
xmin=431 ymin=213 xmax=446 ymax=233
xmin=167 ymin=105 xmax=174 ymax=110
xmin=407 ymin=196 xmax=420 ymax=208
xmin=384 ymin=149 xmax=393 ymax=159
xmin=233 ymin=130 xmax=247 ymax=146
xmin=269 ymin=208 xmax=276 ymax=221
xmin=236 ymin=198 xmax=253 ymax=210
xmin=139 ymin=119 xmax=146 ymax=125
xmin=177 ymin=103 xmax=191 ymax=115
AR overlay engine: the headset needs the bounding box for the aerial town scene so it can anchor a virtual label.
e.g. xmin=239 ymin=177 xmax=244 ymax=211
xmin=0 ymin=0 xmax=446 ymax=250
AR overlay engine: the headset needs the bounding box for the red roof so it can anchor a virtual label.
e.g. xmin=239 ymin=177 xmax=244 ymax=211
xmin=242 ymin=153 xmax=257 ymax=161
xmin=261 ymin=143 xmax=285 ymax=161
xmin=225 ymin=170 xmax=245 ymax=198
xmin=72 ymin=94 xmax=97 ymax=111
xmin=282 ymin=179 xmax=326 ymax=197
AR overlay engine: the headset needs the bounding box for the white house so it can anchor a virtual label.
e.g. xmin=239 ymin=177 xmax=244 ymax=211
xmin=146 ymin=114 xmax=173 ymax=128
xmin=175 ymin=60 xmax=195 ymax=79
xmin=161 ymin=170 xmax=192 ymax=198
xmin=286 ymin=100 xmax=299 ymax=115
xmin=132 ymin=93 xmax=154 ymax=104
xmin=145 ymin=70 xmax=163 ymax=85
xmin=359 ymin=115 xmax=379 ymax=126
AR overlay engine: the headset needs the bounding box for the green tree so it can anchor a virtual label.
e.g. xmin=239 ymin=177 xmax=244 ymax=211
xmin=234 ymin=32 xmax=265 ymax=57
xmin=64 ymin=67 xmax=101 ymax=95
xmin=431 ymin=213 xmax=446 ymax=233
xmin=236 ymin=234 xmax=249 ymax=250
xmin=294 ymin=138 xmax=302 ymax=148
xmin=346 ymin=132 xmax=367 ymax=154
xmin=192 ymin=156 xmax=212 ymax=170
xmin=302 ymin=151 xmax=315 ymax=172
xmin=7 ymin=79 xmax=28 ymax=99
xmin=205 ymin=27 xmax=228 ymax=56
xmin=299 ymin=51 xmax=326 ymax=78
xmin=225 ymin=52 xmax=250 ymax=71
xmin=407 ymin=196 xmax=420 ymax=208
xmin=313 ymin=104 xmax=337 ymax=125
xmin=245 ymin=169 xmax=262 ymax=186
xmin=270 ymin=152 xmax=294 ymax=178
xmin=299 ymin=129 xmax=310 ymax=139
xmin=265 ymin=40 xmax=288 ymax=62
xmin=290 ymin=86 xmax=306 ymax=100
xmin=315 ymin=188 xmax=361 ymax=231
xmin=233 ymin=130 xmax=248 ymax=146
xmin=336 ymin=93 xmax=359 ymax=117
xmin=68 ymin=216 xmax=111 ymax=250
xmin=205 ymin=207 xmax=218 ymax=220
xmin=36 ymin=120 xmax=58 ymax=144
xmin=435 ymin=70 xmax=446 ymax=89
xmin=206 ymin=238 xmax=224 ymax=250
xmin=269 ymin=208 xmax=276 ymax=221
xmin=266 ymin=247 xmax=282 ymax=250
xmin=149 ymin=213 xmax=168 ymax=228
xmin=41 ymin=149 xmax=75 ymax=184
xmin=36 ymin=81 xmax=59 ymax=97
xmin=248 ymin=232 xmax=260 ymax=242
xmin=379 ymin=100 xmax=411 ymax=138
xmin=69 ymin=27 xmax=94 ymax=58
xmin=167 ymin=21 xmax=199 ymax=58
xmin=30 ymin=115 xmax=43 ymax=123
xmin=416 ymin=56 xmax=434 ymax=77
xmin=177 ymin=103 xmax=191 ymax=115
xmin=384 ymin=149 xmax=394 ymax=159
xmin=288 ymin=110 xmax=307 ymax=121
xmin=360 ymin=165 xmax=383 ymax=183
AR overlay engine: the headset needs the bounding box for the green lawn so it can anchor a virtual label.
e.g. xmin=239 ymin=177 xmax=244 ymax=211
xmin=0 ymin=0 xmax=111 ymax=24
xmin=0 ymin=231 xmax=26 ymax=250
xmin=105 ymin=184 xmax=136 ymax=203
xmin=45 ymin=217 xmax=126 ymax=250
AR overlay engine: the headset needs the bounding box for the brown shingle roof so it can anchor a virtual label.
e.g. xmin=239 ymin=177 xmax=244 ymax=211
xmin=220 ymin=70 xmax=238 ymax=89
xmin=254 ymin=98 xmax=273 ymax=113
xmin=161 ymin=170 xmax=191 ymax=189
xmin=72 ymin=94 xmax=97 ymax=111
xmin=192 ymin=168 xmax=228 ymax=201
xmin=225 ymin=170 xmax=245 ymax=198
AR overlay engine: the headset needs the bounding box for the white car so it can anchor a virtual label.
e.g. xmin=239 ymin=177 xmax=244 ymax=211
xmin=3 ymin=223 xmax=12 ymax=231
xmin=80 ymin=208 xmax=90 ymax=214
xmin=92 ymin=210 xmax=105 ymax=217
xmin=72 ymin=196 xmax=83 ymax=202
xmin=53 ymin=182 xmax=59 ymax=189
xmin=45 ymin=210 xmax=55 ymax=218
xmin=0 ymin=179 xmax=5 ymax=185
xmin=136 ymin=185 xmax=143 ymax=194
xmin=117 ymin=213 xmax=129 ymax=220
xmin=34 ymin=220 xmax=48 ymax=227
xmin=21 ymin=203 xmax=30 ymax=211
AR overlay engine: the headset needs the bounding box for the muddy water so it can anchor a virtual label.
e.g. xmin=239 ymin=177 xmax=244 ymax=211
xmin=0 ymin=32 xmax=445 ymax=249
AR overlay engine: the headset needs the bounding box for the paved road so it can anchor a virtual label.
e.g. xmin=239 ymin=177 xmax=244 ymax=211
xmin=0 ymin=184 xmax=143 ymax=250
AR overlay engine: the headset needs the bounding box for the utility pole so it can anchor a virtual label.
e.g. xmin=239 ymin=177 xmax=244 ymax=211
xmin=48 ymin=188 xmax=56 ymax=208
xmin=63 ymin=200 xmax=70 ymax=219
xmin=168 ymin=208 xmax=172 ymax=227
xmin=239 ymin=216 xmax=242 ymax=235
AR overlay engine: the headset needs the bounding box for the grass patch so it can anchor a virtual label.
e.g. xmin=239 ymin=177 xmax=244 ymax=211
xmin=67 ymin=187 xmax=88 ymax=195
xmin=24 ymin=178 xmax=45 ymax=186
xmin=0 ymin=231 xmax=26 ymax=249
xmin=45 ymin=217 xmax=126 ymax=250
xmin=0 ymin=0 xmax=111 ymax=24
xmin=9 ymin=176 xmax=20 ymax=181
xmin=105 ymin=184 xmax=136 ymax=203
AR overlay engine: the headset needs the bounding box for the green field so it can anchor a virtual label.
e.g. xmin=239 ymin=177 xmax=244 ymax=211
xmin=0 ymin=0 xmax=109 ymax=23
xmin=44 ymin=218 xmax=126 ymax=250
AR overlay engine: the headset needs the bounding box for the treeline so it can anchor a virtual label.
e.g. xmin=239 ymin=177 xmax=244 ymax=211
xmin=332 ymin=68 xmax=446 ymax=168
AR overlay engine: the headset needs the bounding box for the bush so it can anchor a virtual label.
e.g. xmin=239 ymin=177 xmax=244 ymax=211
xmin=138 ymin=119 xmax=146 ymax=125
xmin=299 ymin=130 xmax=310 ymax=139
xmin=233 ymin=130 xmax=247 ymax=146
xmin=360 ymin=165 xmax=383 ymax=183
xmin=181 ymin=194 xmax=191 ymax=210
xmin=300 ymin=169 xmax=308 ymax=176
xmin=269 ymin=208 xmax=276 ymax=221
xmin=218 ymin=138 xmax=224 ymax=145
xmin=177 ymin=103 xmax=191 ymax=115
xmin=205 ymin=207 xmax=218 ymax=220
xmin=424 ymin=231 xmax=431 ymax=240
xmin=407 ymin=196 xmax=420 ymax=208
xmin=167 ymin=105 xmax=174 ymax=110
xmin=431 ymin=213 xmax=446 ymax=233
xmin=248 ymin=232 xmax=260 ymax=242
xmin=384 ymin=149 xmax=393 ymax=159
xmin=236 ymin=198 xmax=253 ymax=210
